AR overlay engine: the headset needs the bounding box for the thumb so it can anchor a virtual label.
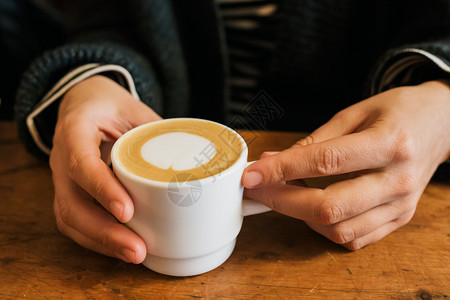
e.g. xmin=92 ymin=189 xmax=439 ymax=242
xmin=242 ymin=104 xmax=371 ymax=188
xmin=242 ymin=129 xmax=387 ymax=188
xmin=242 ymin=149 xmax=300 ymax=188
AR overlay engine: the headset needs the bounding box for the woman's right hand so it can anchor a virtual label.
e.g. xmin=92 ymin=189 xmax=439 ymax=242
xmin=50 ymin=75 xmax=162 ymax=263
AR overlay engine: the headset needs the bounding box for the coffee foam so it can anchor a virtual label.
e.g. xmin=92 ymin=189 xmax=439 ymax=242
xmin=115 ymin=119 xmax=243 ymax=182
xmin=141 ymin=132 xmax=216 ymax=171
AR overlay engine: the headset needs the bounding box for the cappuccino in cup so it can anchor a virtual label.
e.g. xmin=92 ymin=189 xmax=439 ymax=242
xmin=115 ymin=118 xmax=243 ymax=182
xmin=111 ymin=118 xmax=270 ymax=276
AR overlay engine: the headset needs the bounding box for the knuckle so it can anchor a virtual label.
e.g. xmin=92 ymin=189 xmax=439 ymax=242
xmin=269 ymin=160 xmax=287 ymax=183
xmin=57 ymin=203 xmax=72 ymax=227
xmin=54 ymin=216 xmax=68 ymax=236
xmin=396 ymin=210 xmax=415 ymax=227
xmin=315 ymin=146 xmax=344 ymax=176
xmin=98 ymin=223 xmax=118 ymax=249
xmin=345 ymin=240 xmax=364 ymax=251
xmin=400 ymin=198 xmax=418 ymax=214
xmin=294 ymin=135 xmax=315 ymax=147
xmin=384 ymin=200 xmax=416 ymax=224
xmin=91 ymin=179 xmax=107 ymax=202
xmin=99 ymin=229 xmax=112 ymax=249
xmin=394 ymin=216 xmax=411 ymax=228
xmin=390 ymin=129 xmax=418 ymax=163
xmin=304 ymin=135 xmax=315 ymax=145
xmin=66 ymin=152 xmax=83 ymax=178
xmin=329 ymin=223 xmax=357 ymax=244
xmin=329 ymin=110 xmax=350 ymax=126
xmin=397 ymin=178 xmax=416 ymax=198
xmin=49 ymin=151 xmax=57 ymax=172
xmin=314 ymin=196 xmax=344 ymax=225
xmin=388 ymin=169 xmax=417 ymax=198
xmin=392 ymin=200 xmax=417 ymax=221
xmin=54 ymin=200 xmax=71 ymax=235
xmin=332 ymin=109 xmax=348 ymax=121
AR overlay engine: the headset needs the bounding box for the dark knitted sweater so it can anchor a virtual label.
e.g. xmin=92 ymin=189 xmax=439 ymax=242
xmin=2 ymin=0 xmax=450 ymax=161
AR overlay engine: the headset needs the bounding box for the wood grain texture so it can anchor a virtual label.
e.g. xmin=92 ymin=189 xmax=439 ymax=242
xmin=0 ymin=121 xmax=449 ymax=299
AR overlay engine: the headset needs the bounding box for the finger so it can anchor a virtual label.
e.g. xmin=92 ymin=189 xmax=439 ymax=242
xmin=243 ymin=128 xmax=394 ymax=187
xmin=244 ymin=183 xmax=323 ymax=222
xmin=55 ymin=200 xmax=147 ymax=263
xmin=304 ymin=199 xmax=416 ymax=245
xmin=126 ymin=100 xmax=163 ymax=127
xmin=62 ymin=123 xmax=134 ymax=223
xmin=53 ymin=182 xmax=147 ymax=263
xmin=55 ymin=200 xmax=146 ymax=263
xmin=342 ymin=212 xmax=415 ymax=250
xmin=101 ymin=98 xmax=163 ymax=137
xmin=293 ymin=103 xmax=371 ymax=148
xmin=244 ymin=172 xmax=401 ymax=224
xmin=260 ymin=153 xmax=302 ymax=185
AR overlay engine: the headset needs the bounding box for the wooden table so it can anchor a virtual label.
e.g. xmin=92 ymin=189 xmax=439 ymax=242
xmin=1 ymin=121 xmax=449 ymax=299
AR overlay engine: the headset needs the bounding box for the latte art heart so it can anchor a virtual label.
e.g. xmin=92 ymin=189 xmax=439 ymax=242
xmin=141 ymin=132 xmax=216 ymax=171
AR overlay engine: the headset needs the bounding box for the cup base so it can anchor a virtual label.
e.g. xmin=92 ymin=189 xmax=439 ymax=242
xmin=142 ymin=239 xmax=236 ymax=277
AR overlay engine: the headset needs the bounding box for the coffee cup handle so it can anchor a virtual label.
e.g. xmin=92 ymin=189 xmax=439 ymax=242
xmin=242 ymin=161 xmax=272 ymax=217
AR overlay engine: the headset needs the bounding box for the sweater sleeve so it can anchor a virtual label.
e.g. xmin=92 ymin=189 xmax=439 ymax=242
xmin=14 ymin=41 xmax=163 ymax=159
xmin=369 ymin=40 xmax=450 ymax=95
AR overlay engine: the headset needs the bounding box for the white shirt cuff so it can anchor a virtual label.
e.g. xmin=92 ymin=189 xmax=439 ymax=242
xmin=371 ymin=48 xmax=450 ymax=95
xmin=26 ymin=64 xmax=140 ymax=155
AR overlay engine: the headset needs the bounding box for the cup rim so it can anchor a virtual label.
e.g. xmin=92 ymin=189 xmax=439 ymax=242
xmin=111 ymin=118 xmax=248 ymax=186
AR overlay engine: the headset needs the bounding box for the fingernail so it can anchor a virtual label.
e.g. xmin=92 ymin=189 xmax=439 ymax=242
xmin=110 ymin=201 xmax=123 ymax=219
xmin=263 ymin=151 xmax=279 ymax=156
xmin=243 ymin=171 xmax=263 ymax=188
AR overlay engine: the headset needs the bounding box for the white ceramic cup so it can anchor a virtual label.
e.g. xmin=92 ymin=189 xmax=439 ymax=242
xmin=111 ymin=118 xmax=271 ymax=276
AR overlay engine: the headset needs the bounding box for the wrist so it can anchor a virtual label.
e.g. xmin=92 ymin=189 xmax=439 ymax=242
xmin=423 ymin=80 xmax=450 ymax=162
xmin=436 ymin=79 xmax=450 ymax=90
